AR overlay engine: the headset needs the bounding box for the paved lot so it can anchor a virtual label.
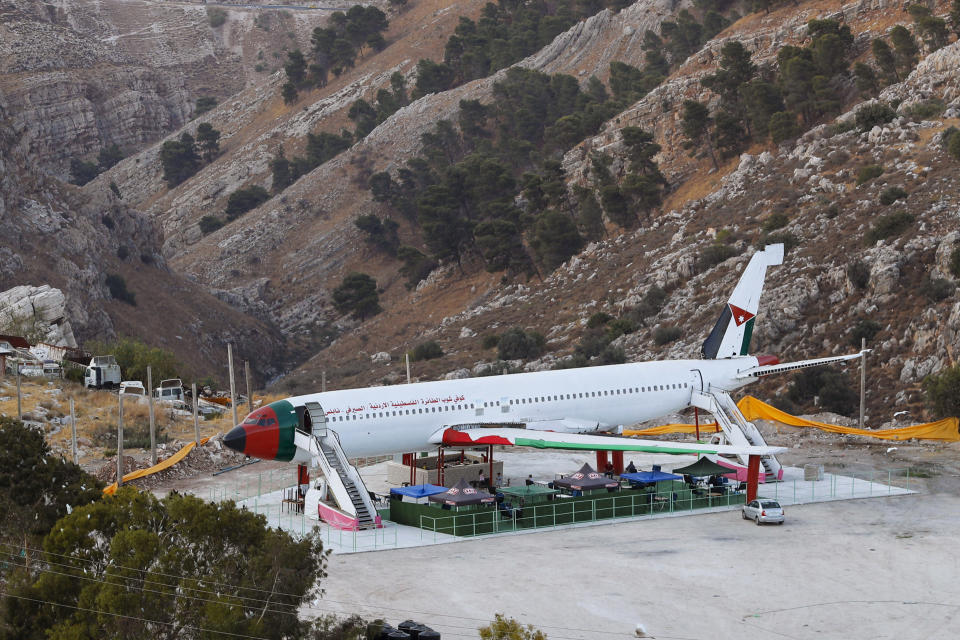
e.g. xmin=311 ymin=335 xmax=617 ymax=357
xmin=314 ymin=491 xmax=960 ymax=640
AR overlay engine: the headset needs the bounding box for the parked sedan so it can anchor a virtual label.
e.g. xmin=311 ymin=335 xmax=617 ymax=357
xmin=742 ymin=499 xmax=785 ymax=525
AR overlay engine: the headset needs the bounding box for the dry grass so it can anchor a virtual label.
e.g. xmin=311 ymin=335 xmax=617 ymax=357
xmin=0 ymin=377 xmax=287 ymax=464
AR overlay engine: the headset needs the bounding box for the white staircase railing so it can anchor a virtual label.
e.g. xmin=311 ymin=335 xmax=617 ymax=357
xmin=296 ymin=401 xmax=379 ymax=529
xmin=690 ymin=388 xmax=782 ymax=479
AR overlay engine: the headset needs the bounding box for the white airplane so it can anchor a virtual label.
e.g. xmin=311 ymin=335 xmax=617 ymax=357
xmin=224 ymin=243 xmax=862 ymax=465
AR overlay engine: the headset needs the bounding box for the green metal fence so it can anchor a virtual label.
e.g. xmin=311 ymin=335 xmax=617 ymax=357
xmin=418 ymin=484 xmax=746 ymax=541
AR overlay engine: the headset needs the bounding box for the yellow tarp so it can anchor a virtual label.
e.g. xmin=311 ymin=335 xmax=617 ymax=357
xmin=625 ymin=397 xmax=959 ymax=442
xmin=625 ymin=423 xmax=723 ymax=436
xmin=102 ymin=436 xmax=213 ymax=495
xmin=736 ymin=396 xmax=960 ymax=442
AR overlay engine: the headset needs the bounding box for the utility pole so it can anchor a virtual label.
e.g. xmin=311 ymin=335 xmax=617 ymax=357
xmin=147 ymin=365 xmax=157 ymax=466
xmin=405 ymin=353 xmax=411 ymax=384
xmin=321 ymin=370 xmax=326 ymax=393
xmin=192 ymin=382 xmax=200 ymax=446
xmin=227 ymin=344 xmax=238 ymax=428
xmin=244 ymin=360 xmax=252 ymax=413
xmin=859 ymin=337 xmax=867 ymax=429
xmin=117 ymin=394 xmax=124 ymax=487
xmin=70 ymin=397 xmax=78 ymax=465
xmin=16 ymin=363 xmax=22 ymax=420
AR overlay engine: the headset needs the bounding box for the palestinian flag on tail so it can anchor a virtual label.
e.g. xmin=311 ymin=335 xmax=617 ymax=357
xmin=701 ymin=244 xmax=782 ymax=359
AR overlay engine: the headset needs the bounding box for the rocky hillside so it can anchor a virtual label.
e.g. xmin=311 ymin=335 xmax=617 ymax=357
xmin=4 ymin=0 xmax=960 ymax=422
xmin=0 ymin=0 xmax=334 ymax=179
xmin=0 ymin=92 xmax=284 ymax=382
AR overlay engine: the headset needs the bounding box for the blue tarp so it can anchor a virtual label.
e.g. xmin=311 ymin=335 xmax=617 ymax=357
xmin=620 ymin=471 xmax=683 ymax=484
xmin=390 ymin=484 xmax=449 ymax=498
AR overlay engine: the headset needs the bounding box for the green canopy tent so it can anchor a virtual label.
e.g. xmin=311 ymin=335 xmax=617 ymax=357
xmin=498 ymin=484 xmax=559 ymax=506
xmin=671 ymin=457 xmax=739 ymax=477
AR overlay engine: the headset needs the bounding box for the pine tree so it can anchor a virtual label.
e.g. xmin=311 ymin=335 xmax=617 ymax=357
xmin=853 ymin=62 xmax=879 ymax=96
xmin=871 ymin=38 xmax=898 ymax=84
xmin=890 ymin=26 xmax=919 ymax=78
xmin=196 ymin=122 xmax=221 ymax=162
xmin=681 ymin=99 xmax=717 ymax=169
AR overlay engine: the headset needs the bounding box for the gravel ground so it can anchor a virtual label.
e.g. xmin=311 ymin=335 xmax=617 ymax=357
xmin=315 ymin=491 xmax=960 ymax=640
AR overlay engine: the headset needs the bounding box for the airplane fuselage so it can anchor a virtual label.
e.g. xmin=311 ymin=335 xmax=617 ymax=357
xmin=275 ymin=356 xmax=761 ymax=459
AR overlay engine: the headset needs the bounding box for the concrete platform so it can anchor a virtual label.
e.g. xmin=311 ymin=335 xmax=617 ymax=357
xmin=232 ymin=459 xmax=917 ymax=554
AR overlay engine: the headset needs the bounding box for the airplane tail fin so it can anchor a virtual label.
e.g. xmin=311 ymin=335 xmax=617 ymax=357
xmin=701 ymin=244 xmax=784 ymax=359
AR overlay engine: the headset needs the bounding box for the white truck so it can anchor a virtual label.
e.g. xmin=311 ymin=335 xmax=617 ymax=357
xmin=154 ymin=378 xmax=185 ymax=404
xmin=83 ymin=355 xmax=122 ymax=389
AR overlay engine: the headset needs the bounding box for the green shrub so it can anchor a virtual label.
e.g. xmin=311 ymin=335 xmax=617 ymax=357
xmin=847 ymin=259 xmax=871 ymax=289
xmin=332 ymin=272 xmax=381 ymax=320
xmin=762 ymin=231 xmax=800 ymax=254
xmin=866 ymin=211 xmax=914 ymax=244
xmin=856 ymin=164 xmax=883 ymax=185
xmin=64 ymin=367 xmax=85 ymax=384
xmin=225 ymin=185 xmax=270 ymax=220
xmin=923 ymin=365 xmax=960 ymax=418
xmin=769 ymin=111 xmax=798 ymax=144
xmin=84 ymin=336 xmax=180 ymax=383
xmin=904 ymin=98 xmax=945 ymax=120
xmin=921 ymin=276 xmax=955 ymax=302
xmin=700 ymin=243 xmax=739 ymax=270
xmin=497 ymin=328 xmax=545 ymax=360
xmin=854 ymin=102 xmax=896 ymax=131
xmin=762 ymin=212 xmax=789 ymax=232
xmin=949 ymin=245 xmax=960 ymax=278
xmin=195 ymin=96 xmax=218 ymax=115
xmin=879 ymin=186 xmax=908 ymax=205
xmin=788 ymin=366 xmax=857 ymax=417
xmin=199 ymin=215 xmax=224 ymax=235
xmin=630 ymin=286 xmax=668 ymax=321
xmin=849 ymin=318 xmax=881 ymax=347
xmin=481 ymin=334 xmax=499 ymax=349
xmin=586 ymin=312 xmax=612 ymax=329
xmin=653 ymin=326 xmax=681 ymax=345
xmin=410 ymin=340 xmax=443 ymax=361
xmin=948 ymin=129 xmax=960 ymax=161
xmin=207 ymin=7 xmax=227 ymax=27
xmin=105 ymin=274 xmax=136 ymax=306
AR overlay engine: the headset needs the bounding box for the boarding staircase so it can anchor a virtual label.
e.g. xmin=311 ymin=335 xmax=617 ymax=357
xmin=690 ymin=387 xmax=783 ymax=480
xmin=294 ymin=402 xmax=379 ymax=529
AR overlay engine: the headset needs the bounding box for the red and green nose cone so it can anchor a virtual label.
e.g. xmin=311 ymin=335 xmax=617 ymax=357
xmin=223 ymin=400 xmax=298 ymax=461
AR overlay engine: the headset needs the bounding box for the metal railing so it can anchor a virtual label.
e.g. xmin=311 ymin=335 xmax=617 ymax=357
xmin=418 ymin=486 xmax=745 ymax=541
xmin=206 ymin=469 xmax=293 ymax=503
xmin=758 ymin=468 xmax=918 ymax=505
xmin=239 ymin=501 xmax=399 ymax=551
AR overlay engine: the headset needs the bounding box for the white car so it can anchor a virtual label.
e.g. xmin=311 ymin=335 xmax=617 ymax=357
xmin=742 ymin=499 xmax=784 ymax=525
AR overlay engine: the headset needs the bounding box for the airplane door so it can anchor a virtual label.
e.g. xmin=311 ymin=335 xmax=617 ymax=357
xmin=690 ymin=369 xmax=704 ymax=392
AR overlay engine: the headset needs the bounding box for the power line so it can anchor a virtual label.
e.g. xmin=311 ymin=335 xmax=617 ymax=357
xmin=4 ymin=542 xmax=636 ymax=639
xmin=2 ymin=551 xmax=301 ymax=612
xmin=1 ymin=593 xmax=270 ymax=640
xmin=0 ymin=542 xmax=306 ymax=600
xmin=2 ymin=555 xmax=301 ymax=619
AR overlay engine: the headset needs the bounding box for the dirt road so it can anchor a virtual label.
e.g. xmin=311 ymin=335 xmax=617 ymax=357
xmin=315 ymin=491 xmax=960 ymax=640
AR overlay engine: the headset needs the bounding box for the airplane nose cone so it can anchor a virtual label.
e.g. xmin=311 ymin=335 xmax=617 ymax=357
xmin=223 ymin=425 xmax=247 ymax=454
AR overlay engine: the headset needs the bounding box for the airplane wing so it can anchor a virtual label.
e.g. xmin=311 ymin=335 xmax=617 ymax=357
xmin=428 ymin=426 xmax=786 ymax=456
xmin=735 ymin=351 xmax=869 ymax=379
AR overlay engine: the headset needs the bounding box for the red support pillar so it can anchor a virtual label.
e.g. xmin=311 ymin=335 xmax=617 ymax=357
xmin=297 ymin=464 xmax=309 ymax=486
xmin=596 ymin=450 xmax=608 ymax=472
xmin=694 ymin=407 xmax=701 ymax=443
xmin=438 ymin=447 xmax=445 ymax=487
xmin=488 ymin=445 xmax=494 ymax=490
xmin=746 ymin=455 xmax=761 ymax=502
xmin=402 ymin=453 xmax=415 ymax=485
xmin=611 ymin=450 xmax=624 ymax=475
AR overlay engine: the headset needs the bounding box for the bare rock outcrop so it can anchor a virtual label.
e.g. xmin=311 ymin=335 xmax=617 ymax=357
xmin=0 ymin=285 xmax=77 ymax=347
